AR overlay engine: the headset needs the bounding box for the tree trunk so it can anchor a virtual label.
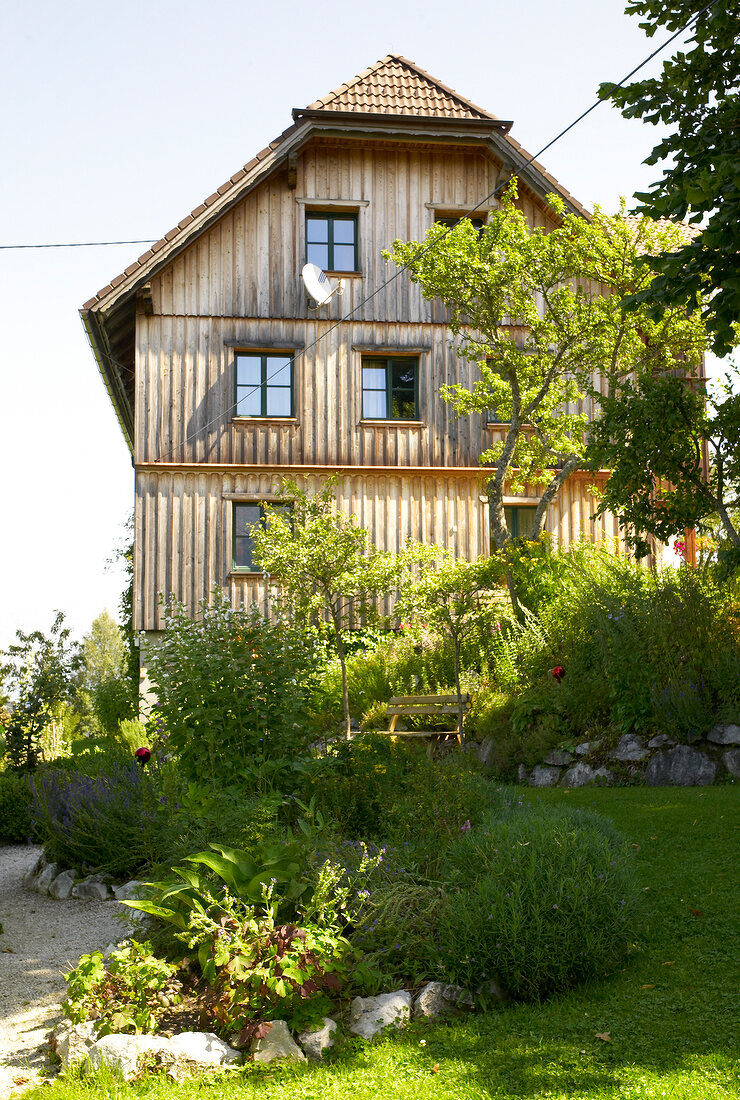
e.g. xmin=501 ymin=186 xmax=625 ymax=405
xmin=334 ymin=627 xmax=351 ymax=739
xmin=453 ymin=634 xmax=465 ymax=745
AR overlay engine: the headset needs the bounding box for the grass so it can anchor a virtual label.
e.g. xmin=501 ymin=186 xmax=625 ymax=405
xmin=30 ymin=785 xmax=740 ymax=1100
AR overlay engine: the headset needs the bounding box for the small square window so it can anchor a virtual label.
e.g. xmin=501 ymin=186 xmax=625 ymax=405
xmin=306 ymin=212 xmax=358 ymax=272
xmin=362 ymin=357 xmax=419 ymax=420
xmin=232 ymin=502 xmax=292 ymax=572
xmin=504 ymin=505 xmax=538 ymax=540
xmin=235 ymin=354 xmax=293 ymax=418
xmin=435 ymin=215 xmax=485 ymax=233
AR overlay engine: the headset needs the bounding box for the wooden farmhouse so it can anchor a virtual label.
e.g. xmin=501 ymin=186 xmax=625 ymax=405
xmin=81 ymin=55 xmax=652 ymax=686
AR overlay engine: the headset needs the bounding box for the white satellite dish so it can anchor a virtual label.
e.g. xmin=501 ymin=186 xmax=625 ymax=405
xmin=301 ymin=263 xmax=343 ymax=307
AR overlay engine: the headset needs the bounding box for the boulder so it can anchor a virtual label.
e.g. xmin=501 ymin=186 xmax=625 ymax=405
xmin=529 ymin=765 xmax=561 ymax=788
xmin=647 ymin=733 xmax=675 ymax=749
xmin=251 ymin=1020 xmax=305 ymax=1063
xmin=611 ymin=734 xmax=649 ymax=762
xmin=298 ymin=1018 xmax=337 ymax=1061
xmin=707 ymin=723 xmax=740 ymax=746
xmin=167 ymin=1032 xmax=241 ymax=1065
xmin=23 ymin=853 xmax=44 ymax=886
xmin=114 ymin=879 xmax=148 ymax=902
xmin=412 ymin=982 xmax=474 ymax=1019
xmin=475 ymin=737 xmax=497 ymax=768
xmin=544 ymin=749 xmax=573 ymax=767
xmin=516 ymin=764 xmax=530 ymax=784
xmin=49 ymin=870 xmax=77 ymax=900
xmin=72 ymin=878 xmax=111 ymax=901
xmin=723 ymin=748 xmax=740 ymax=779
xmin=349 ymin=991 xmax=411 ymax=1040
xmin=645 ymin=745 xmax=717 ymax=787
xmin=35 ymin=862 xmax=60 ymax=894
xmin=51 ymin=1021 xmax=98 ymax=1069
xmin=561 ymin=762 xmax=596 ymax=788
xmin=87 ymin=1034 xmax=171 ymax=1080
xmin=575 ymin=740 xmax=600 ymax=755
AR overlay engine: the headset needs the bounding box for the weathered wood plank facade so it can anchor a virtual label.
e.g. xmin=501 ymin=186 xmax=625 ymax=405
xmin=82 ymin=54 xmax=624 ymax=656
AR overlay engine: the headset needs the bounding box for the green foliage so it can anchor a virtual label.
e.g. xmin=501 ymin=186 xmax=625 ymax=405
xmin=0 ymin=771 xmax=34 ymax=842
xmin=62 ymin=940 xmax=180 ymax=1036
xmin=251 ymin=476 xmax=425 ymax=735
xmin=589 ymin=368 xmax=740 ymax=559
xmin=299 ymin=736 xmax=494 ymax=847
xmin=147 ymin=591 xmax=308 ymax=790
xmin=191 ymin=888 xmax=354 ymax=1038
xmin=600 ymin=2 xmax=740 ymax=355
xmin=126 ymin=838 xmax=308 ymax=932
xmin=385 ymin=189 xmax=709 ymax=555
xmin=29 ymin=758 xmax=167 ymax=876
xmin=483 ymin=547 xmax=740 ymax=765
xmin=1 ymin=612 xmax=80 ymax=769
xmin=437 ymin=803 xmax=641 ymax=1001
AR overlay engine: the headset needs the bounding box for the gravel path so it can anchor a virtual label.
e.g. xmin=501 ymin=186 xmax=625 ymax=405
xmin=0 ymin=846 xmax=124 ymax=1099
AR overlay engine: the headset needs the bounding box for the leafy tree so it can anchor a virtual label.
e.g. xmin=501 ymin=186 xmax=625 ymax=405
xmin=1 ymin=613 xmax=80 ymax=769
xmin=588 ymin=367 xmax=740 ymax=565
xmin=385 ymin=189 xmax=709 ymax=577
xmin=600 ymin=1 xmax=740 ymax=354
xmin=76 ymin=610 xmax=136 ymax=737
xmin=251 ymin=478 xmax=423 ymax=737
xmin=395 ymin=556 xmax=500 ymax=741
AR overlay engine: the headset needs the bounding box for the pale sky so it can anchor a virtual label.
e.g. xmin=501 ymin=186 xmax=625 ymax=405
xmin=0 ymin=0 xmax=708 ymax=648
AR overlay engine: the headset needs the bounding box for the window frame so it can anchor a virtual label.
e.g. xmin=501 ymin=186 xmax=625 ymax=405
xmin=305 ymin=211 xmax=359 ymax=273
xmin=232 ymin=501 xmax=292 ymax=574
xmin=504 ymin=505 xmax=539 ymax=540
xmin=361 ymin=355 xmax=420 ymax=422
xmin=233 ymin=351 xmax=294 ymax=419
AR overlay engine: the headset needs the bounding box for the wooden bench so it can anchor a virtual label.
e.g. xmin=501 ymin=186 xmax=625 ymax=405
xmin=377 ymin=693 xmax=472 ymax=757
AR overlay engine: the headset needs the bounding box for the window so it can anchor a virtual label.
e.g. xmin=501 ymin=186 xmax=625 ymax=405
xmin=361 ymin=357 xmax=419 ymax=420
xmin=435 ymin=215 xmax=485 ymax=232
xmin=505 ymin=505 xmax=538 ymax=540
xmin=306 ymin=212 xmax=358 ymax=272
xmin=235 ymin=353 xmax=293 ymax=418
xmin=232 ymin=502 xmax=292 ymax=572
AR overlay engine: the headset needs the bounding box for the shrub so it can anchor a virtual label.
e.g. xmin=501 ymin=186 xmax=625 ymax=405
xmin=437 ymin=803 xmax=641 ymax=1001
xmin=29 ymin=760 xmax=167 ymax=876
xmin=63 ymin=940 xmax=181 ymax=1036
xmin=0 ymin=772 xmax=34 ymax=842
xmin=148 ymin=593 xmax=310 ymax=790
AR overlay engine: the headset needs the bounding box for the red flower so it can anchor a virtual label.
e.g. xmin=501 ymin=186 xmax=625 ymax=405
xmin=551 ymin=666 xmax=565 ymax=683
xmin=134 ymin=747 xmax=152 ymax=766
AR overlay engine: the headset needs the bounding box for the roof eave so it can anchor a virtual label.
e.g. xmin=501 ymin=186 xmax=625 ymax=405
xmin=81 ymin=307 xmax=135 ymax=454
xmin=292 ymin=107 xmax=513 ymax=133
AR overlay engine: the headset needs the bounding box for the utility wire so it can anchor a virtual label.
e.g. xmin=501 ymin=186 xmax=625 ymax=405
xmin=0 ymin=239 xmax=158 ymax=250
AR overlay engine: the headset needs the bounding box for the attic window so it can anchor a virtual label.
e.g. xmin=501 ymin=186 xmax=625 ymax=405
xmin=306 ymin=212 xmax=358 ymax=273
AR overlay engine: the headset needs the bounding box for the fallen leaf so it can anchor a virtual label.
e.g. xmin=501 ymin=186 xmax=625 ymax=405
xmin=690 ymin=909 xmax=703 ymax=917
xmin=12 ymin=1077 xmax=29 ymax=1086
xmin=2 ymin=947 xmax=15 ymax=954
xmin=595 ymin=1032 xmax=611 ymax=1042
xmin=661 ymin=961 xmax=675 ymax=967
xmin=431 ymin=1064 xmax=440 ymax=1074
xmin=641 ymin=984 xmax=655 ymax=990
xmin=631 ymin=843 xmax=640 ymax=850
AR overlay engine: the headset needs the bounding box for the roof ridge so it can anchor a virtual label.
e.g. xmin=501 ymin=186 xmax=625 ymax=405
xmin=306 ymin=54 xmax=496 ymax=120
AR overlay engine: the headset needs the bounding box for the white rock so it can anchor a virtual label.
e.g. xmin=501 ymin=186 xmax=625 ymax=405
xmin=349 ymin=991 xmax=411 ymax=1040
xmin=575 ymin=740 xmax=600 ymax=755
xmin=87 ymin=1034 xmax=171 ymax=1080
xmin=516 ymin=764 xmax=530 ymax=784
xmin=52 ymin=1020 xmax=98 ymax=1068
xmin=561 ymin=762 xmax=596 ymax=787
xmin=647 ymin=734 xmax=675 ymax=749
xmin=168 ymin=1032 xmax=241 ymax=1065
xmin=722 ymin=748 xmax=740 ymax=779
xmin=251 ymin=1020 xmax=305 ymax=1063
xmin=298 ymin=1018 xmax=337 ymax=1060
xmin=413 ymin=982 xmax=474 ymax=1019
xmin=22 ymin=853 xmax=45 ymax=886
xmin=544 ymin=749 xmax=572 ymax=767
xmin=49 ymin=870 xmax=77 ymax=900
xmin=611 ymin=734 xmax=649 ymax=762
xmin=72 ymin=878 xmax=111 ymax=901
xmin=707 ymin=724 xmax=740 ymax=746
xmin=529 ymin=765 xmax=561 ymax=787
xmin=35 ymin=862 xmax=60 ymax=894
xmin=114 ymin=879 xmax=147 ymax=902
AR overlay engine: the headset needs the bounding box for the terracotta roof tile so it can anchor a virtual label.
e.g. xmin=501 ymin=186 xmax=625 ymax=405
xmin=307 ymin=54 xmax=497 ymax=120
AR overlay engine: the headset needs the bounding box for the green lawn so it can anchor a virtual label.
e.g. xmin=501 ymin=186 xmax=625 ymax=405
xmin=33 ymin=786 xmax=740 ymax=1100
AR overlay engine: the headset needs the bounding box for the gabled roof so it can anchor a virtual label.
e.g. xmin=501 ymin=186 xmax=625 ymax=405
xmin=82 ymin=56 xmax=592 ymax=451
xmin=302 ymin=54 xmax=502 ymax=122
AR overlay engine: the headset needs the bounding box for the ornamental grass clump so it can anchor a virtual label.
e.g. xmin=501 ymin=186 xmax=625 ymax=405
xmin=437 ymin=803 xmax=641 ymax=1001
